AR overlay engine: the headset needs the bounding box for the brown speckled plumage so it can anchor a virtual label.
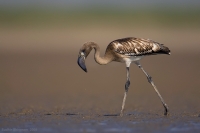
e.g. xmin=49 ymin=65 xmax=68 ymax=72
xmin=109 ymin=37 xmax=170 ymax=56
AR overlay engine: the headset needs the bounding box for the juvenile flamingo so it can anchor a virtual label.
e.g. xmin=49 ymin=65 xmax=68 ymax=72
xmin=77 ymin=37 xmax=170 ymax=116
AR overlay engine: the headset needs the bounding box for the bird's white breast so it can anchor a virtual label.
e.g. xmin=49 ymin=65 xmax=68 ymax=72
xmin=123 ymin=56 xmax=143 ymax=67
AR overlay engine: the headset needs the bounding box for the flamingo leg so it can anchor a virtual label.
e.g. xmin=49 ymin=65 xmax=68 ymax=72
xmin=134 ymin=61 xmax=169 ymax=115
xmin=120 ymin=67 xmax=130 ymax=116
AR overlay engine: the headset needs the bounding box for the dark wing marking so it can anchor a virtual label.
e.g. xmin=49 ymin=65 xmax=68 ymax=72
xmin=111 ymin=37 xmax=170 ymax=56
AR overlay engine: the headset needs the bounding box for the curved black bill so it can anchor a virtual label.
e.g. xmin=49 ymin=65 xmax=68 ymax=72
xmin=77 ymin=56 xmax=87 ymax=72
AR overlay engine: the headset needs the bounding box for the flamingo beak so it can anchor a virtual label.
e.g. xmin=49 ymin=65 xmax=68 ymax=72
xmin=77 ymin=52 xmax=87 ymax=72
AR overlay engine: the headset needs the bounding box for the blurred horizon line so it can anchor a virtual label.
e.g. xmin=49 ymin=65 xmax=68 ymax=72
xmin=0 ymin=7 xmax=199 ymax=29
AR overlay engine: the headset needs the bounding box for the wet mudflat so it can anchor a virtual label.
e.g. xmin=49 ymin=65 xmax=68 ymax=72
xmin=0 ymin=51 xmax=200 ymax=132
xmin=1 ymin=111 xmax=200 ymax=133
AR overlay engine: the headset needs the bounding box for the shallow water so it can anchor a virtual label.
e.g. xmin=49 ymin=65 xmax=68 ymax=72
xmin=1 ymin=111 xmax=200 ymax=133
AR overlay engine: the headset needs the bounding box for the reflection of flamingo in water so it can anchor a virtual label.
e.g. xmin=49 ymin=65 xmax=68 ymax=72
xmin=77 ymin=37 xmax=170 ymax=116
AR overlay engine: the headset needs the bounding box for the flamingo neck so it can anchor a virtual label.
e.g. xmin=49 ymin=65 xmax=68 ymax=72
xmin=89 ymin=42 xmax=113 ymax=65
